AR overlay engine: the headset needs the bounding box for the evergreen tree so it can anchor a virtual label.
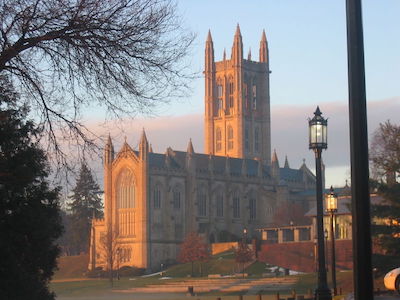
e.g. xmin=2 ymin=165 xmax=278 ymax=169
xmin=0 ymin=76 xmax=63 ymax=300
xmin=68 ymin=163 xmax=103 ymax=254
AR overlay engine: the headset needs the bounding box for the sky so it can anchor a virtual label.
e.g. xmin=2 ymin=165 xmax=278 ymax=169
xmin=86 ymin=1 xmax=400 ymax=188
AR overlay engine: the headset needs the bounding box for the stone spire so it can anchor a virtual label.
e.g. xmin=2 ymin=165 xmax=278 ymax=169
xmin=104 ymin=134 xmax=114 ymax=165
xmin=149 ymin=143 xmax=153 ymax=153
xmin=271 ymin=149 xmax=280 ymax=179
xmin=259 ymin=29 xmax=268 ymax=63
xmin=205 ymin=30 xmax=215 ymax=73
xmin=223 ymin=48 xmax=226 ymax=61
xmin=139 ymin=128 xmax=149 ymax=160
xmin=271 ymin=149 xmax=279 ymax=167
xmin=284 ymin=155 xmax=290 ymax=168
xmin=187 ymin=138 xmax=195 ymax=155
xmin=247 ymin=47 xmax=251 ymax=60
xmin=231 ymin=24 xmax=243 ymax=64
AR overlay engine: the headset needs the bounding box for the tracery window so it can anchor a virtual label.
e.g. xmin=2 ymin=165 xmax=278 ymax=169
xmin=227 ymin=126 xmax=234 ymax=150
xmin=198 ymin=190 xmax=207 ymax=217
xmin=228 ymin=81 xmax=234 ymax=108
xmin=153 ymin=185 xmax=161 ymax=209
xmin=173 ymin=187 xmax=181 ymax=210
xmin=117 ymin=169 xmax=135 ymax=236
xmin=252 ymin=84 xmax=257 ymax=110
xmin=216 ymin=127 xmax=222 ymax=152
xmin=245 ymin=127 xmax=249 ymax=151
xmin=249 ymin=197 xmax=256 ymax=220
xmin=117 ymin=169 xmax=135 ymax=209
xmin=233 ymin=194 xmax=240 ymax=218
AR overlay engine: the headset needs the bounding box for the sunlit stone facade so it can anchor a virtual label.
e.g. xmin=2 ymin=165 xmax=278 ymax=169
xmin=88 ymin=26 xmax=316 ymax=272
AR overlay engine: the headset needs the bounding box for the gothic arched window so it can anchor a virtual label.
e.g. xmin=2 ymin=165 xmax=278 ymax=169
xmin=228 ymin=81 xmax=234 ymax=108
xmin=197 ymin=190 xmax=207 ymax=217
xmin=216 ymin=127 xmax=222 ymax=152
xmin=153 ymin=185 xmax=161 ymax=209
xmin=117 ymin=169 xmax=135 ymax=209
xmin=172 ymin=186 xmax=181 ymax=210
xmin=249 ymin=196 xmax=257 ymax=220
xmin=252 ymin=84 xmax=257 ymax=110
xmin=116 ymin=169 xmax=135 ymax=236
xmin=233 ymin=193 xmax=240 ymax=218
xmin=227 ymin=126 xmax=234 ymax=150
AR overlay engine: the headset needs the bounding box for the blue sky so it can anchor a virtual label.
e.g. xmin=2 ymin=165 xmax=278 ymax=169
xmin=86 ymin=1 xmax=400 ymax=188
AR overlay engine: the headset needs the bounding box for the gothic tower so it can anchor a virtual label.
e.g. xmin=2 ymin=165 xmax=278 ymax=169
xmin=204 ymin=25 xmax=271 ymax=163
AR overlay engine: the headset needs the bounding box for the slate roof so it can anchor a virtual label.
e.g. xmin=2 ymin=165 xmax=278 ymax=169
xmin=147 ymin=149 xmax=308 ymax=182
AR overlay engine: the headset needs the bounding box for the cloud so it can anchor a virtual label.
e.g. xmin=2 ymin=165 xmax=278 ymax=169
xmin=83 ymin=97 xmax=399 ymax=188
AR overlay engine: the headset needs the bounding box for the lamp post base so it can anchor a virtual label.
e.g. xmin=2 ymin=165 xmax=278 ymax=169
xmin=314 ymin=287 xmax=332 ymax=300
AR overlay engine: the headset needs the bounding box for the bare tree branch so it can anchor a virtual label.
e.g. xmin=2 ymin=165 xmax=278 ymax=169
xmin=0 ymin=0 xmax=195 ymax=173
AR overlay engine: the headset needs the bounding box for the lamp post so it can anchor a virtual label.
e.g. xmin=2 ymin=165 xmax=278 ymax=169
xmin=243 ymin=227 xmax=247 ymax=244
xmin=309 ymin=107 xmax=331 ymax=300
xmin=326 ymin=186 xmax=338 ymax=296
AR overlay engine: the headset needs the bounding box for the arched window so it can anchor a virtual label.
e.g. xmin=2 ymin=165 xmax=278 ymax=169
xmin=252 ymin=84 xmax=257 ymax=110
xmin=216 ymin=192 xmax=224 ymax=217
xmin=117 ymin=169 xmax=135 ymax=209
xmin=172 ymin=187 xmax=181 ymax=210
xmin=228 ymin=81 xmax=234 ymax=108
xmin=245 ymin=127 xmax=249 ymax=151
xmin=233 ymin=193 xmax=240 ymax=218
xmin=197 ymin=190 xmax=207 ymax=217
xmin=117 ymin=169 xmax=135 ymax=236
xmin=228 ymin=126 xmax=234 ymax=150
xmin=153 ymin=185 xmax=161 ymax=209
xmin=216 ymin=83 xmax=223 ymax=116
xmin=216 ymin=127 xmax=222 ymax=152
xmin=249 ymin=196 xmax=256 ymax=220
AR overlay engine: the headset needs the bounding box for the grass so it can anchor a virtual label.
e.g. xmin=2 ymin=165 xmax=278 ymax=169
xmin=53 ymin=254 xmax=89 ymax=280
xmin=51 ymin=251 xmax=393 ymax=298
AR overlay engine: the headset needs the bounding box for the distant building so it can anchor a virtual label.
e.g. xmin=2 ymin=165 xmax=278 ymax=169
xmin=88 ymin=26 xmax=316 ymax=271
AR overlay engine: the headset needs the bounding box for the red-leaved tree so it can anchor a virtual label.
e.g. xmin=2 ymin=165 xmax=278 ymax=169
xmin=178 ymin=232 xmax=210 ymax=277
xmin=235 ymin=242 xmax=253 ymax=277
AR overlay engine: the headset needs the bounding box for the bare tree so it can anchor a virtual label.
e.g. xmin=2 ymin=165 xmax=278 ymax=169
xmin=234 ymin=241 xmax=253 ymax=278
xmin=0 ymin=0 xmax=194 ymax=170
xmin=99 ymin=227 xmax=119 ymax=287
xmin=370 ymin=120 xmax=400 ymax=183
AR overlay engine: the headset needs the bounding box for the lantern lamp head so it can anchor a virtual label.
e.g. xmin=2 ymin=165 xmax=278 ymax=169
xmin=326 ymin=186 xmax=338 ymax=213
xmin=309 ymin=106 xmax=328 ymax=150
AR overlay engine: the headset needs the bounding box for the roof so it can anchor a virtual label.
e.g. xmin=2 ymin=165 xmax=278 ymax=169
xmin=147 ymin=149 xmax=306 ymax=181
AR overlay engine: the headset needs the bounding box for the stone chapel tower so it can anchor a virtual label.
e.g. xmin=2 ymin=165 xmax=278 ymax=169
xmin=204 ymin=25 xmax=271 ymax=163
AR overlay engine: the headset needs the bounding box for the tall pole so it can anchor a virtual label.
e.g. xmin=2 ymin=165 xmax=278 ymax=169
xmin=345 ymin=1 xmax=373 ymax=299
xmin=330 ymin=213 xmax=337 ymax=296
xmin=314 ymin=149 xmax=331 ymax=300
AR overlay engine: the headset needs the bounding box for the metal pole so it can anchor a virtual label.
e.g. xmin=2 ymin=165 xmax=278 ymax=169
xmin=314 ymin=149 xmax=331 ymax=300
xmin=345 ymin=1 xmax=373 ymax=299
xmin=330 ymin=213 xmax=337 ymax=295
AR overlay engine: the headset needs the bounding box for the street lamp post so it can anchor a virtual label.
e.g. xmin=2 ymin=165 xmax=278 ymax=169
xmin=326 ymin=186 xmax=338 ymax=296
xmin=309 ymin=107 xmax=331 ymax=300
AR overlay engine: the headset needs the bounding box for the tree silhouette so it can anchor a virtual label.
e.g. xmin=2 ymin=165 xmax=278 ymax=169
xmin=0 ymin=0 xmax=194 ymax=168
xmin=68 ymin=163 xmax=103 ymax=254
xmin=0 ymin=75 xmax=63 ymax=300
